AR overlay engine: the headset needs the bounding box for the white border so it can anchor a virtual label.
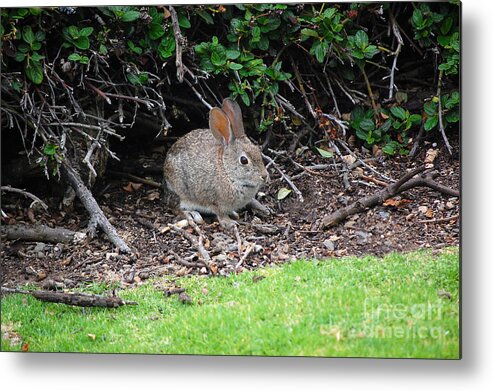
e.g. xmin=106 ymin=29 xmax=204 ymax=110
xmin=1 ymin=0 xmax=492 ymax=390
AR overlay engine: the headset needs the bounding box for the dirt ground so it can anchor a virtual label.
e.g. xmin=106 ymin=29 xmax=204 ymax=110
xmin=0 ymin=135 xmax=460 ymax=290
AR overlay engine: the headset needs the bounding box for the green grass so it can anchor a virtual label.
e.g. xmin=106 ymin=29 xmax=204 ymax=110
xmin=1 ymin=248 xmax=460 ymax=358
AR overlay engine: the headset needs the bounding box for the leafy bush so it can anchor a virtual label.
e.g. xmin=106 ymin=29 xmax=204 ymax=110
xmin=1 ymin=3 xmax=460 ymax=160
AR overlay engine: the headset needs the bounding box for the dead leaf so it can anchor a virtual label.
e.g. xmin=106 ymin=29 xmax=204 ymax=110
xmin=21 ymin=342 xmax=30 ymax=352
xmin=61 ymin=258 xmax=72 ymax=266
xmin=418 ymin=206 xmax=429 ymax=214
xmin=342 ymin=154 xmax=356 ymax=166
xmin=383 ymin=198 xmax=412 ymax=207
xmin=122 ymin=182 xmax=143 ymax=192
xmin=424 ymin=148 xmax=438 ymax=167
xmin=178 ymin=292 xmax=192 ymax=304
xmin=27 ymin=208 xmax=36 ymax=223
xmin=425 ymin=208 xmax=434 ymax=218
xmin=147 ymin=191 xmax=160 ymax=201
xmin=87 ymin=333 xmax=96 ymax=341
xmin=372 ymin=145 xmax=382 ymax=157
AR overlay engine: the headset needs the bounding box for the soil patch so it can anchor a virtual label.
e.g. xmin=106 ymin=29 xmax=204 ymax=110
xmin=1 ymin=137 xmax=460 ymax=289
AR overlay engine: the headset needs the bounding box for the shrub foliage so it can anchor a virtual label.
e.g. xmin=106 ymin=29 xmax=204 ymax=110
xmin=1 ymin=3 xmax=460 ymax=168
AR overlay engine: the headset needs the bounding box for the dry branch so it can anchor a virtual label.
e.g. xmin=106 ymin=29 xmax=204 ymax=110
xmin=169 ymin=5 xmax=185 ymax=83
xmin=322 ymin=165 xmax=459 ymax=227
xmin=61 ymin=161 xmax=131 ymax=253
xmin=1 ymin=185 xmax=49 ymax=210
xmin=1 ymin=287 xmax=137 ymax=308
xmin=0 ymin=224 xmax=83 ymax=244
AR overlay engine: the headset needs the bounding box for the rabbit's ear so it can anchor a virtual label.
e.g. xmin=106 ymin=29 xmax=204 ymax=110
xmin=222 ymin=98 xmax=245 ymax=138
xmin=209 ymin=108 xmax=234 ymax=146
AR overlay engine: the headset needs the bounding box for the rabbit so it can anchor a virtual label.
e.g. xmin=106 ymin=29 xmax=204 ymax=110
xmin=163 ymin=98 xmax=269 ymax=229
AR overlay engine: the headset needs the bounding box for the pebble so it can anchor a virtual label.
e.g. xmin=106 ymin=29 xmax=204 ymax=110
xmin=33 ymin=242 xmax=46 ymax=252
xmin=378 ymin=211 xmax=390 ymax=220
xmin=323 ymin=240 xmax=335 ymax=251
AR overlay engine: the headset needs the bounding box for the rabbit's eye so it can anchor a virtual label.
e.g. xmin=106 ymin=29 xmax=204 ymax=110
xmin=240 ymin=155 xmax=249 ymax=165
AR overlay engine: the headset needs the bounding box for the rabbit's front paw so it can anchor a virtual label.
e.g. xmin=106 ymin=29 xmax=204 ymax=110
xmin=248 ymin=198 xmax=272 ymax=216
xmin=184 ymin=210 xmax=205 ymax=225
xmin=218 ymin=216 xmax=238 ymax=231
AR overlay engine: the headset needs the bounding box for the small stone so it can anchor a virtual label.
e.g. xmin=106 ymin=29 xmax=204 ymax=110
xmin=378 ymin=211 xmax=390 ymax=220
xmin=33 ymin=243 xmax=46 ymax=252
xmin=323 ymin=240 xmax=335 ymax=251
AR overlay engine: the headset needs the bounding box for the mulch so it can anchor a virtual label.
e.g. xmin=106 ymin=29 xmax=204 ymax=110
xmin=0 ymin=136 xmax=460 ymax=290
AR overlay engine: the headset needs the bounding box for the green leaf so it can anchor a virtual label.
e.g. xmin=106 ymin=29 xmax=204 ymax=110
xmin=31 ymin=52 xmax=45 ymax=62
xmin=149 ymin=23 xmax=165 ymax=40
xmin=19 ymin=43 xmax=30 ymax=53
xmin=300 ymin=28 xmax=319 ymax=40
xmin=158 ymin=38 xmax=176 ymax=59
xmin=228 ymin=62 xmax=243 ymax=71
xmin=251 ymin=26 xmax=261 ymax=42
xmin=424 ymin=101 xmax=437 ymax=116
xmin=178 ymin=14 xmax=191 ymax=29
xmin=355 ymin=128 xmax=368 ymax=141
xmin=31 ymin=42 xmax=41 ymax=51
xmin=196 ymin=10 xmax=213 ymax=25
xmin=360 ymin=118 xmax=375 ymax=132
xmin=128 ymin=73 xmax=142 ymax=85
xmin=424 ymin=116 xmax=438 ymax=131
xmin=409 ymin=114 xmax=422 ymax=124
xmin=99 ymin=44 xmax=108 ymax=55
xmin=67 ymin=25 xmax=79 ymax=38
xmin=226 ymin=49 xmax=241 ymax=60
xmin=411 ymin=9 xmax=424 ymax=29
xmin=26 ymin=61 xmax=44 ymax=84
xmin=22 ymin=26 xmax=35 ymax=44
xmin=35 ymin=31 xmax=45 ymax=42
xmin=363 ymin=45 xmax=379 ymax=59
xmin=315 ymin=147 xmax=334 ymax=158
xmin=277 ymin=187 xmax=292 ymax=200
xmin=382 ymin=143 xmax=396 ymax=155
xmin=390 ymin=106 xmax=406 ymax=120
xmin=310 ymin=40 xmax=329 ymax=63
xmin=211 ymin=49 xmax=227 ymax=66
xmin=14 ymin=52 xmax=26 ymax=62
xmin=43 ymin=143 xmax=58 ymax=156
xmin=354 ymin=30 xmax=369 ymax=49
xmin=79 ymin=56 xmax=89 ymax=64
xmin=79 ymin=27 xmax=94 ymax=37
xmin=121 ymin=10 xmax=140 ymax=22
xmin=239 ymin=91 xmax=250 ymax=106
xmin=74 ymin=36 xmax=90 ymax=50
xmin=380 ymin=118 xmax=392 ymax=132
xmin=68 ymin=53 xmax=81 ymax=61
xmin=445 ymin=111 xmax=459 ymax=123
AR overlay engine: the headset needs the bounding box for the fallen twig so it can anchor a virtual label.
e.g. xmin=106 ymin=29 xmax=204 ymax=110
xmin=1 ymin=185 xmax=49 ymax=210
xmin=235 ymin=242 xmax=255 ymax=271
xmin=61 ymin=161 xmax=132 ymax=253
xmin=0 ymin=287 xmax=137 ymax=308
xmin=107 ymin=170 xmax=162 ymax=188
xmin=262 ymin=152 xmax=304 ymax=202
xmin=322 ymin=165 xmax=459 ymax=227
xmin=0 ymin=224 xmax=85 ymax=244
xmin=168 ymin=223 xmax=212 ymax=273
xmin=417 ymin=214 xmax=459 ymax=224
